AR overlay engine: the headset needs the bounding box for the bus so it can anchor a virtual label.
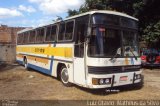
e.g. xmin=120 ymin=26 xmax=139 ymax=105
xmin=16 ymin=10 xmax=142 ymax=89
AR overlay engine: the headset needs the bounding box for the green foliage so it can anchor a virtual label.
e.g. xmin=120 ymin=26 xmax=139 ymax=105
xmin=67 ymin=9 xmax=79 ymax=17
xmin=143 ymin=21 xmax=160 ymax=43
xmin=133 ymin=1 xmax=144 ymax=17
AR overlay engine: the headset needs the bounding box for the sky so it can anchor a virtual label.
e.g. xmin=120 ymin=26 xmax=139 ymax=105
xmin=0 ymin=0 xmax=85 ymax=27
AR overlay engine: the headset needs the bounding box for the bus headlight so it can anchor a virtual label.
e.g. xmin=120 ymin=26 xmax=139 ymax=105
xmin=92 ymin=78 xmax=111 ymax=85
xmin=99 ymin=79 xmax=104 ymax=84
xmin=105 ymin=79 xmax=110 ymax=84
xmin=135 ymin=74 xmax=141 ymax=79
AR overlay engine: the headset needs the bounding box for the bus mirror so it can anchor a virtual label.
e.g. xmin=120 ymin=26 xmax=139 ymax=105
xmin=87 ymin=27 xmax=91 ymax=38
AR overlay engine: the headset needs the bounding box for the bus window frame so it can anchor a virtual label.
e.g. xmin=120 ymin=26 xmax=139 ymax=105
xmin=57 ymin=19 xmax=75 ymax=43
xmin=17 ymin=33 xmax=24 ymax=45
xmin=28 ymin=29 xmax=36 ymax=44
xmin=44 ymin=24 xmax=58 ymax=43
xmin=35 ymin=27 xmax=45 ymax=43
xmin=88 ymin=14 xmax=139 ymax=58
xmin=23 ymin=31 xmax=29 ymax=44
xmin=74 ymin=15 xmax=90 ymax=58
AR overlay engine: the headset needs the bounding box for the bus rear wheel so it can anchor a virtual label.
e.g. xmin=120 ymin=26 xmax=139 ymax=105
xmin=24 ymin=58 xmax=29 ymax=70
xmin=60 ymin=66 xmax=72 ymax=87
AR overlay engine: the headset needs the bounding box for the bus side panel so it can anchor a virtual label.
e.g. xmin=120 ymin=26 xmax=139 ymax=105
xmin=16 ymin=44 xmax=53 ymax=75
xmin=27 ymin=63 xmax=52 ymax=75
xmin=16 ymin=53 xmax=53 ymax=75
xmin=51 ymin=43 xmax=74 ymax=83
xmin=27 ymin=56 xmax=52 ymax=75
xmin=16 ymin=54 xmax=24 ymax=65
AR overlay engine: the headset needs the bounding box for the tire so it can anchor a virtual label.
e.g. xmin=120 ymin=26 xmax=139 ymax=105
xmin=24 ymin=58 xmax=29 ymax=70
xmin=60 ymin=66 xmax=72 ymax=87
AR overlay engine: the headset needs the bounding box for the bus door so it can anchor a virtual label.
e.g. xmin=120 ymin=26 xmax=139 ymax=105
xmin=73 ymin=25 xmax=87 ymax=85
xmin=74 ymin=42 xmax=86 ymax=85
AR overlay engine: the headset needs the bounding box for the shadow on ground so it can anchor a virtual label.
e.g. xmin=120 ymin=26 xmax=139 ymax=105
xmin=0 ymin=63 xmax=20 ymax=72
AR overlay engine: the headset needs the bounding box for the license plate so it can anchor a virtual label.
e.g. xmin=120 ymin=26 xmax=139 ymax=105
xmin=120 ymin=76 xmax=128 ymax=81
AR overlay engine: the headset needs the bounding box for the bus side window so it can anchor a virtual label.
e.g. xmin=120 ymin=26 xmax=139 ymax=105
xmin=51 ymin=25 xmax=57 ymax=41
xmin=29 ymin=30 xmax=36 ymax=43
xmin=74 ymin=16 xmax=89 ymax=57
xmin=17 ymin=34 xmax=23 ymax=44
xmin=58 ymin=23 xmax=65 ymax=41
xmin=45 ymin=25 xmax=57 ymax=42
xmin=45 ymin=26 xmax=51 ymax=41
xmin=23 ymin=32 xmax=29 ymax=44
xmin=36 ymin=28 xmax=45 ymax=43
xmin=65 ymin=21 xmax=74 ymax=40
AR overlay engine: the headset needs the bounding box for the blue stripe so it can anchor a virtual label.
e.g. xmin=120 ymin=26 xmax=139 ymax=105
xmin=16 ymin=60 xmax=23 ymax=65
xmin=49 ymin=42 xmax=56 ymax=75
xmin=131 ymin=58 xmax=134 ymax=65
xmin=17 ymin=60 xmax=52 ymax=75
xmin=50 ymin=57 xmax=54 ymax=74
xmin=28 ymin=64 xmax=52 ymax=75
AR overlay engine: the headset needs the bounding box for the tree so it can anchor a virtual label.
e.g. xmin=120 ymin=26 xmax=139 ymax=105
xmin=67 ymin=9 xmax=79 ymax=17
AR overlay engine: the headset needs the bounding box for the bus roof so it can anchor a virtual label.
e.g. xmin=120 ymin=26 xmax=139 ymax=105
xmin=18 ymin=10 xmax=138 ymax=34
xmin=66 ymin=10 xmax=138 ymax=21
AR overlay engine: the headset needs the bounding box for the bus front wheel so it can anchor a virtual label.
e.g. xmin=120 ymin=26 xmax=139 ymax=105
xmin=60 ymin=66 xmax=72 ymax=87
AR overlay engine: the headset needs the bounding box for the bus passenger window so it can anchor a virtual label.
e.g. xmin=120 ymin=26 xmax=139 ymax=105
xmin=58 ymin=23 xmax=65 ymax=41
xmin=50 ymin=25 xmax=57 ymax=41
xmin=29 ymin=30 xmax=36 ymax=43
xmin=74 ymin=16 xmax=89 ymax=57
xmin=23 ymin=32 xmax=29 ymax=44
xmin=45 ymin=26 xmax=51 ymax=41
xmin=17 ymin=34 xmax=24 ymax=44
xmin=65 ymin=21 xmax=74 ymax=40
xmin=45 ymin=25 xmax=57 ymax=42
xmin=36 ymin=28 xmax=45 ymax=43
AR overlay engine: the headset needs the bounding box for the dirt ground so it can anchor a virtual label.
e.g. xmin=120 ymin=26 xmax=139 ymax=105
xmin=0 ymin=63 xmax=160 ymax=100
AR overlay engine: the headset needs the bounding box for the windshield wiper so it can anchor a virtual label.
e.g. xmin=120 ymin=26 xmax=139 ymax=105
xmin=109 ymin=48 xmax=121 ymax=62
xmin=125 ymin=47 xmax=137 ymax=60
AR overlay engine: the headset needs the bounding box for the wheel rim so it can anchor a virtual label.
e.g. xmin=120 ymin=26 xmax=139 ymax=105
xmin=61 ymin=68 xmax=69 ymax=84
xmin=24 ymin=63 xmax=27 ymax=68
xmin=24 ymin=59 xmax=28 ymax=69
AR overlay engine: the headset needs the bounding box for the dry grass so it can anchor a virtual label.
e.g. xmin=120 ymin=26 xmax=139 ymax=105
xmin=0 ymin=64 xmax=160 ymax=100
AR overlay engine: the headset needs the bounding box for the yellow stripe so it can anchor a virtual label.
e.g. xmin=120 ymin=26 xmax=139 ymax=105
xmin=16 ymin=46 xmax=72 ymax=58
xmin=27 ymin=56 xmax=49 ymax=64
xmin=125 ymin=58 xmax=129 ymax=65
xmin=47 ymin=44 xmax=51 ymax=58
xmin=16 ymin=54 xmax=49 ymax=64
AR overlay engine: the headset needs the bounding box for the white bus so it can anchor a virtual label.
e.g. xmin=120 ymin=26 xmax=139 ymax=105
xmin=16 ymin=10 xmax=142 ymax=89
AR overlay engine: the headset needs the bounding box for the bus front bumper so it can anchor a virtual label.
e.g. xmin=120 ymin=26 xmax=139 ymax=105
xmin=86 ymin=71 xmax=142 ymax=89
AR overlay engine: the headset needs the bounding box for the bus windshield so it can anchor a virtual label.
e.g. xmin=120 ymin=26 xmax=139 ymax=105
xmin=88 ymin=14 xmax=139 ymax=58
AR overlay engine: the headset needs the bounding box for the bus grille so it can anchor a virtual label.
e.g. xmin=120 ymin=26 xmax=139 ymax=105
xmin=88 ymin=66 xmax=141 ymax=74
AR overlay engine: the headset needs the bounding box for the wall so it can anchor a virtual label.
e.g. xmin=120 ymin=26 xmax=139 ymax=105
xmin=0 ymin=25 xmax=25 ymax=63
xmin=0 ymin=44 xmax=16 ymax=63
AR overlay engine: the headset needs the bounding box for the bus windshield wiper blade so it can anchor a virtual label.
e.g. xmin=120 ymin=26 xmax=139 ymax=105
xmin=126 ymin=47 xmax=137 ymax=60
xmin=109 ymin=48 xmax=121 ymax=62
